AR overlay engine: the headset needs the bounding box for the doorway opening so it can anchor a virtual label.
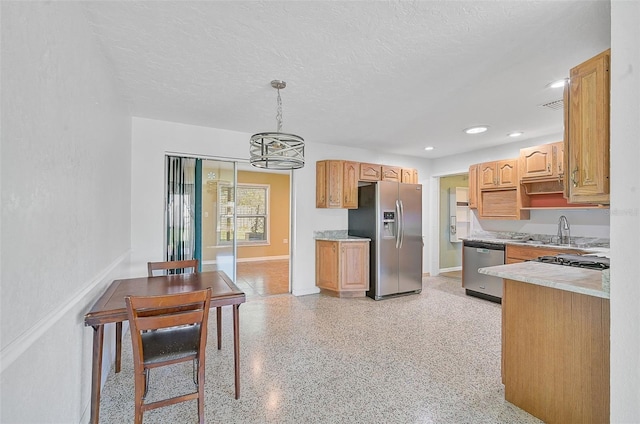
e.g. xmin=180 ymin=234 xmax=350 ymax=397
xmin=166 ymin=156 xmax=291 ymax=297
xmin=438 ymin=173 xmax=470 ymax=280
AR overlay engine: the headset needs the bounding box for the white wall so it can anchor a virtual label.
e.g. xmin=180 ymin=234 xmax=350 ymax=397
xmin=131 ymin=118 xmax=432 ymax=296
xmin=610 ymin=1 xmax=640 ymax=421
xmin=0 ymin=2 xmax=132 ymax=423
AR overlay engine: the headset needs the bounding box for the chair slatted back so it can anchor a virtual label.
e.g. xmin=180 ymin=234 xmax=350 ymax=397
xmin=147 ymin=259 xmax=199 ymax=277
xmin=126 ymin=289 xmax=210 ymax=334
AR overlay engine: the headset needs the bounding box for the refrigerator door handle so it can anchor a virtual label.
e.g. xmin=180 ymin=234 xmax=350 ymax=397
xmin=399 ymin=200 xmax=405 ymax=248
xmin=395 ymin=200 xmax=401 ymax=248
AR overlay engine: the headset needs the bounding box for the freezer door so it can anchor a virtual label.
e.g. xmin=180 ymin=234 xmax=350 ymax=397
xmin=376 ymin=181 xmax=400 ymax=297
xmin=398 ymin=183 xmax=423 ymax=294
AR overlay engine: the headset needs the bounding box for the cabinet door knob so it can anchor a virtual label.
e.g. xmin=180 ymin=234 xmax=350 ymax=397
xmin=548 ymin=163 xmax=551 ymax=172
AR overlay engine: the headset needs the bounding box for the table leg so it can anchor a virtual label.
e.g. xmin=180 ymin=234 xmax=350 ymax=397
xmin=115 ymin=321 xmax=122 ymax=373
xmin=233 ymin=304 xmax=240 ymax=399
xmin=90 ymin=324 xmax=104 ymax=424
xmin=217 ymin=307 xmax=222 ymax=350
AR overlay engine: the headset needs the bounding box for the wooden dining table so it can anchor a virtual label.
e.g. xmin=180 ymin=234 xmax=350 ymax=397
xmin=84 ymin=270 xmax=246 ymax=424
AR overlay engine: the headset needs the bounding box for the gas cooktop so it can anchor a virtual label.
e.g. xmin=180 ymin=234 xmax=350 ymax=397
xmin=534 ymin=254 xmax=610 ymax=270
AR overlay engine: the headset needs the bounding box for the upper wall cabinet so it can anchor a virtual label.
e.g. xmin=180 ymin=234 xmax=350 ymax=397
xmin=479 ymin=160 xmax=517 ymax=189
xmin=565 ymin=49 xmax=610 ymax=204
xmin=316 ymin=160 xmax=358 ymax=209
xmin=359 ymin=163 xmax=382 ymax=181
xmin=381 ymin=166 xmax=401 ymax=182
xmin=468 ymin=164 xmax=478 ymax=209
xmin=401 ymin=168 xmax=418 ymax=184
xmin=519 ymin=143 xmax=555 ymax=180
xmin=342 ymin=161 xmax=359 ymax=208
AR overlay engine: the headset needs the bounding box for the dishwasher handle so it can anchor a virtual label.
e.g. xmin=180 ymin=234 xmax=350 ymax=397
xmin=463 ymin=240 xmax=505 ymax=251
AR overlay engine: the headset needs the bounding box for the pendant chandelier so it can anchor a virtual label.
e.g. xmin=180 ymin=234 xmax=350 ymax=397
xmin=250 ymin=80 xmax=305 ymax=170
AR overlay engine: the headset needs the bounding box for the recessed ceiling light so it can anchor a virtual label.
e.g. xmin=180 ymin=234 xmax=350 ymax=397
xmin=508 ymin=131 xmax=524 ymax=137
xmin=424 ymin=146 xmax=434 ymax=151
xmin=548 ymin=79 xmax=568 ymax=89
xmin=464 ymin=126 xmax=489 ymax=134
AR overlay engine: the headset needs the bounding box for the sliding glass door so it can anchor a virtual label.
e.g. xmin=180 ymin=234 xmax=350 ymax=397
xmin=200 ymin=159 xmax=237 ymax=281
xmin=165 ymin=155 xmax=291 ymax=293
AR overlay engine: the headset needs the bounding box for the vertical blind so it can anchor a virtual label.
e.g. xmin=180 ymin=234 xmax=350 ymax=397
xmin=166 ymin=156 xmax=196 ymax=263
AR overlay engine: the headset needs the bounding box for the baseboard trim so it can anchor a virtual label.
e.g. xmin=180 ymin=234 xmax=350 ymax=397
xmin=202 ymin=255 xmax=289 ymax=265
xmin=439 ymin=266 xmax=462 ymax=273
xmin=0 ymin=250 xmax=130 ymax=373
xmin=292 ymin=286 xmax=321 ymax=297
xmin=238 ymin=255 xmax=289 ymax=263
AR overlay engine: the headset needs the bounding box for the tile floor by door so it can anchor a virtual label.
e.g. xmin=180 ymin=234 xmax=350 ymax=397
xmin=97 ymin=274 xmax=542 ymax=424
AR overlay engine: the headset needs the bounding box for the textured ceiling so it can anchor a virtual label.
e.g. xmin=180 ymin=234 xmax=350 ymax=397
xmin=81 ymin=1 xmax=611 ymax=159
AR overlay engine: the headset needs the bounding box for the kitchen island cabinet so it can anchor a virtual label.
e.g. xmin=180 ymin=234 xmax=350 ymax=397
xmin=315 ymin=239 xmax=370 ymax=297
xmin=479 ymin=262 xmax=609 ymax=424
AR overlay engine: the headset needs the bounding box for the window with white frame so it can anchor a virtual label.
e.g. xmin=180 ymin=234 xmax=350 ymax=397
xmin=217 ymin=184 xmax=269 ymax=244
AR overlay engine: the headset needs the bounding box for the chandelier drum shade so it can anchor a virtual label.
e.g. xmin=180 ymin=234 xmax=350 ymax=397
xmin=250 ymin=80 xmax=305 ymax=170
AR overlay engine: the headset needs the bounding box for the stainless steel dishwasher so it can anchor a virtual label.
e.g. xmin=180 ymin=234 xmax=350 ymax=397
xmin=462 ymin=240 xmax=505 ymax=303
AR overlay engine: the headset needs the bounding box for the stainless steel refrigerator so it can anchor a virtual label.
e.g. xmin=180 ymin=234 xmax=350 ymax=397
xmin=348 ymin=181 xmax=423 ymax=300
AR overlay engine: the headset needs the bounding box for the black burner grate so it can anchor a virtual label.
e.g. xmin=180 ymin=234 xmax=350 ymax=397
xmin=534 ymin=254 xmax=609 ymax=270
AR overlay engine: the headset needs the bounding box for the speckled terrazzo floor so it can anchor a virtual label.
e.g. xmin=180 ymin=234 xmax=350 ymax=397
xmin=97 ymin=276 xmax=542 ymax=423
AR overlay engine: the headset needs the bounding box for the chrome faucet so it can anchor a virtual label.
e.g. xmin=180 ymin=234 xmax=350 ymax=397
xmin=557 ymin=215 xmax=571 ymax=245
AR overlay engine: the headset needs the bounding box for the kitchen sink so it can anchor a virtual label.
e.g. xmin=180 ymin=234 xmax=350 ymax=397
xmin=508 ymin=239 xmax=573 ymax=247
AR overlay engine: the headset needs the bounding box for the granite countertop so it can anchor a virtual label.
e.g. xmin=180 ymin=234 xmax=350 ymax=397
xmin=314 ymin=230 xmax=371 ymax=242
xmin=462 ymin=231 xmax=610 ymax=257
xmin=314 ymin=235 xmax=371 ymax=242
xmin=478 ymin=262 xmax=609 ymax=299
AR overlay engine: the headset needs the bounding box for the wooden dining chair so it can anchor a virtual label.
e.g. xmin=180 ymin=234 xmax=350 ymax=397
xmin=147 ymin=259 xmax=199 ymax=276
xmin=125 ymin=288 xmax=212 ymax=424
xmin=114 ymin=259 xmax=220 ymax=374
xmin=147 ymin=259 xmax=222 ymax=350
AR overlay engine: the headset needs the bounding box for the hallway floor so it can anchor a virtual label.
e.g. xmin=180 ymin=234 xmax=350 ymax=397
xmin=97 ymin=275 xmax=542 ymax=423
xmin=236 ymin=259 xmax=289 ymax=298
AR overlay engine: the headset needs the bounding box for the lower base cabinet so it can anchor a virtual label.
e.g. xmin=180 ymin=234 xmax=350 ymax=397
xmin=315 ymin=240 xmax=369 ymax=297
xmin=502 ymin=279 xmax=609 ymax=423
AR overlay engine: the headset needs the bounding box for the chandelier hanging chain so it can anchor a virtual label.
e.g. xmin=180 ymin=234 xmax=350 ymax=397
xmin=276 ymin=87 xmax=283 ymax=133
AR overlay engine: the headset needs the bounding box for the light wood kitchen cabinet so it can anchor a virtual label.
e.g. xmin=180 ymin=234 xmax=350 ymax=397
xmin=468 ymin=164 xmax=478 ymax=209
xmin=519 ymin=143 xmax=555 ymax=180
xmin=476 ymin=159 xmax=527 ymax=219
xmin=316 ymin=160 xmax=358 ymax=209
xmin=555 ymin=141 xmax=564 ymax=177
xmin=381 ymin=166 xmax=401 ymax=182
xmin=479 ymin=159 xmax=517 ymax=189
xmin=342 ymin=161 xmax=359 ymax=208
xmin=505 ymin=244 xmax=582 ymax=264
xmin=565 ymin=49 xmax=610 ymax=204
xmin=478 ymin=189 xmax=529 ymax=220
xmin=315 ymin=240 xmax=370 ymax=297
xmin=359 ymin=163 xmax=382 ymax=181
xmin=401 ymin=168 xmax=418 ymax=184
